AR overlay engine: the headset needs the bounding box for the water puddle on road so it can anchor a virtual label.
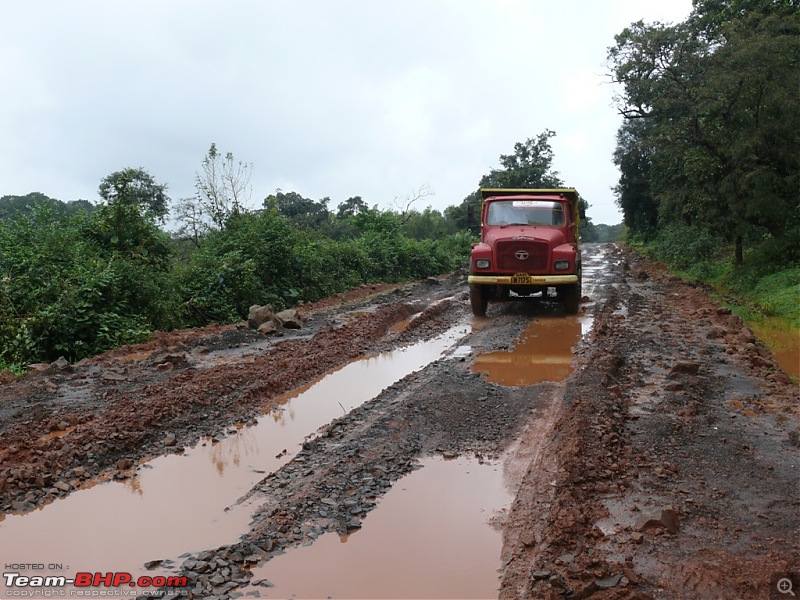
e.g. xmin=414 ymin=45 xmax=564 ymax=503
xmin=749 ymin=318 xmax=799 ymax=379
xmin=472 ymin=316 xmax=591 ymax=386
xmin=0 ymin=325 xmax=468 ymax=587
xmin=247 ymin=455 xmax=512 ymax=599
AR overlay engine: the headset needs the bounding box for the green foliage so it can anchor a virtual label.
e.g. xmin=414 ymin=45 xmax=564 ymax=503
xmin=0 ymin=193 xmax=97 ymax=221
xmin=609 ymin=2 xmax=800 ymax=249
xmin=0 ymin=206 xmax=164 ymax=366
xmin=479 ymin=130 xmax=564 ymax=189
xmin=98 ymin=167 xmax=170 ymax=220
xmin=178 ymin=208 xmax=473 ymax=326
xmin=646 ymin=224 xmax=728 ymax=277
xmin=594 ymin=223 xmax=626 ymax=243
xmin=644 ymin=222 xmax=800 ymax=328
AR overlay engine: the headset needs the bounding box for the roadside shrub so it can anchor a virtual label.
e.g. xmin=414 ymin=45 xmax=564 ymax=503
xmin=647 ymin=224 xmax=723 ymax=271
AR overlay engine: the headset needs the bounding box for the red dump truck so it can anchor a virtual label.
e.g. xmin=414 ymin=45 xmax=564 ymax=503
xmin=468 ymin=188 xmax=582 ymax=316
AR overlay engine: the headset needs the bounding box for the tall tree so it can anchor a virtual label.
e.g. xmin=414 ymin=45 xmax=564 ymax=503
xmin=195 ymin=143 xmax=252 ymax=228
xmin=479 ymin=130 xmax=564 ymax=189
xmin=608 ymin=1 xmax=800 ymax=259
xmin=98 ymin=168 xmax=169 ymax=220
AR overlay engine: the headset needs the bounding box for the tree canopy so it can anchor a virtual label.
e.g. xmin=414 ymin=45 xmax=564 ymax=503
xmin=608 ymin=0 xmax=800 ymax=261
xmin=98 ymin=167 xmax=170 ymax=220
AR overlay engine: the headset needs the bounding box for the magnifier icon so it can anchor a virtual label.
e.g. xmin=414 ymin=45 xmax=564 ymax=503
xmin=778 ymin=578 xmax=796 ymax=596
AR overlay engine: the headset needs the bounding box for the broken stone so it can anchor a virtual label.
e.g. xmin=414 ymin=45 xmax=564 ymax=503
xmin=596 ymin=574 xmax=623 ymax=589
xmin=156 ymin=362 xmax=174 ymax=371
xmin=143 ymin=560 xmax=162 ymax=570
xmin=275 ymin=309 xmax=302 ymax=329
xmin=635 ymin=506 xmax=679 ymax=534
xmin=152 ymin=353 xmax=187 ymax=366
xmin=50 ymin=356 xmax=71 ymax=371
xmin=671 ymin=361 xmax=700 ymax=375
xmin=257 ymin=320 xmax=277 ymax=335
xmin=163 ymin=434 xmax=177 ymax=447
xmin=248 ymin=305 xmax=275 ymax=329
xmin=101 ymin=371 xmax=127 ymax=382
xmin=116 ymin=458 xmax=134 ymax=471
xmin=53 ymin=481 xmax=71 ymax=492
xmin=531 ymin=570 xmax=552 ymax=581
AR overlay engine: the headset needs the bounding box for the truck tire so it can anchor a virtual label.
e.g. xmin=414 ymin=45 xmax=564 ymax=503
xmin=470 ymin=284 xmax=489 ymax=316
xmin=561 ymin=282 xmax=581 ymax=315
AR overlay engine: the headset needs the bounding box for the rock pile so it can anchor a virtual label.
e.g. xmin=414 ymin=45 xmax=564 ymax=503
xmin=247 ymin=305 xmax=303 ymax=335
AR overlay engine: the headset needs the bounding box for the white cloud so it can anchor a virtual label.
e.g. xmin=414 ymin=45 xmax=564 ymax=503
xmin=0 ymin=0 xmax=695 ymax=225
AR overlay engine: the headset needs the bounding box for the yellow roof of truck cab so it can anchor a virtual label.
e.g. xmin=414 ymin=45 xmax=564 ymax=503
xmin=479 ymin=188 xmax=579 ymax=204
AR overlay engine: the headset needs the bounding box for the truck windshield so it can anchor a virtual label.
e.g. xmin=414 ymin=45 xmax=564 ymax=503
xmin=486 ymin=200 xmax=564 ymax=226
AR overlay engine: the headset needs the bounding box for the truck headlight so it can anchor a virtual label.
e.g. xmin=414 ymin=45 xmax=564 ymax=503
xmin=554 ymin=260 xmax=570 ymax=271
xmin=475 ymin=259 xmax=490 ymax=269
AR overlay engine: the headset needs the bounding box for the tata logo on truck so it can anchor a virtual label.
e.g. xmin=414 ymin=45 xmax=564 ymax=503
xmin=468 ymin=188 xmax=583 ymax=316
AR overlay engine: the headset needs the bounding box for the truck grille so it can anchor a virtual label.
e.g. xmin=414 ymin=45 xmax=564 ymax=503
xmin=496 ymin=240 xmax=549 ymax=273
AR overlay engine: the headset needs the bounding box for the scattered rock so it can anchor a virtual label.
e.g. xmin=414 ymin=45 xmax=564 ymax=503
xmin=275 ymin=309 xmax=303 ymax=330
xmin=670 ymin=361 xmax=700 ymax=375
xmin=257 ymin=321 xmax=277 ymax=335
xmin=596 ymin=574 xmax=623 ymax=589
xmin=50 ymin=356 xmax=71 ymax=371
xmin=143 ymin=560 xmax=162 ymax=570
xmin=248 ymin=305 xmax=276 ymax=329
xmin=152 ymin=353 xmax=187 ymax=366
xmin=635 ymin=506 xmax=679 ymax=534
xmin=163 ymin=434 xmax=177 ymax=447
xmin=101 ymin=370 xmax=127 ymax=382
xmin=116 ymin=458 xmax=135 ymax=471
xmin=53 ymin=481 xmax=71 ymax=492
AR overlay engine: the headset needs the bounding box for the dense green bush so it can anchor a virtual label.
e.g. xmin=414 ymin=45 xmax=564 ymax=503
xmin=1 ymin=199 xmax=474 ymax=369
xmin=0 ymin=207 xmax=166 ymax=365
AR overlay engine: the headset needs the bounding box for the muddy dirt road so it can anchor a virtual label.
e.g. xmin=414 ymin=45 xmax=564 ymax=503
xmin=0 ymin=244 xmax=797 ymax=599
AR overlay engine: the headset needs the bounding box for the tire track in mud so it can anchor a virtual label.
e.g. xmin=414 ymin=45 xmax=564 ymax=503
xmin=155 ymin=252 xmax=613 ymax=598
xmin=0 ymin=291 xmax=459 ymax=515
xmin=499 ymin=246 xmax=799 ymax=600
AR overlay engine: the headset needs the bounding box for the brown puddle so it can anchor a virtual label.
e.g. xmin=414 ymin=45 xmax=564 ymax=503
xmin=247 ymin=456 xmax=512 ymax=599
xmin=0 ymin=326 xmax=468 ymax=591
xmin=472 ymin=316 xmax=589 ymax=386
xmin=749 ymin=318 xmax=800 ymax=379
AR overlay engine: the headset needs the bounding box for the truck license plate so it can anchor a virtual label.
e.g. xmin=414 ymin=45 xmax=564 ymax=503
xmin=511 ymin=273 xmax=532 ymax=285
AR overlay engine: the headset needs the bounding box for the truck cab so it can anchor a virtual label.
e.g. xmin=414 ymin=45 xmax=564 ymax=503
xmin=468 ymin=188 xmax=582 ymax=316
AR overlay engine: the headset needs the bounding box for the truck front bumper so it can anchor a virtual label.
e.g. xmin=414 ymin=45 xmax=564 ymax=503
xmin=468 ymin=274 xmax=579 ymax=286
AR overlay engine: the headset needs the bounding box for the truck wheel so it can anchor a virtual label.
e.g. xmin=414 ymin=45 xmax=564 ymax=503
xmin=470 ymin=285 xmax=489 ymax=316
xmin=561 ymin=283 xmax=581 ymax=315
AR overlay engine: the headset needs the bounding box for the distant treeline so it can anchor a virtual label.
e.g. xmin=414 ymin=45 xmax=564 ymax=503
xmin=1 ymin=135 xmax=622 ymax=371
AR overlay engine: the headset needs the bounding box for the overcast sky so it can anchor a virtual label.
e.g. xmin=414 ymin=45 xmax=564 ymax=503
xmin=1 ymin=0 xmax=693 ymax=225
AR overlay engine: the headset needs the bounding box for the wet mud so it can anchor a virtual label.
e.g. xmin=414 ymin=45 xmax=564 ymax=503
xmin=1 ymin=245 xmax=797 ymax=600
